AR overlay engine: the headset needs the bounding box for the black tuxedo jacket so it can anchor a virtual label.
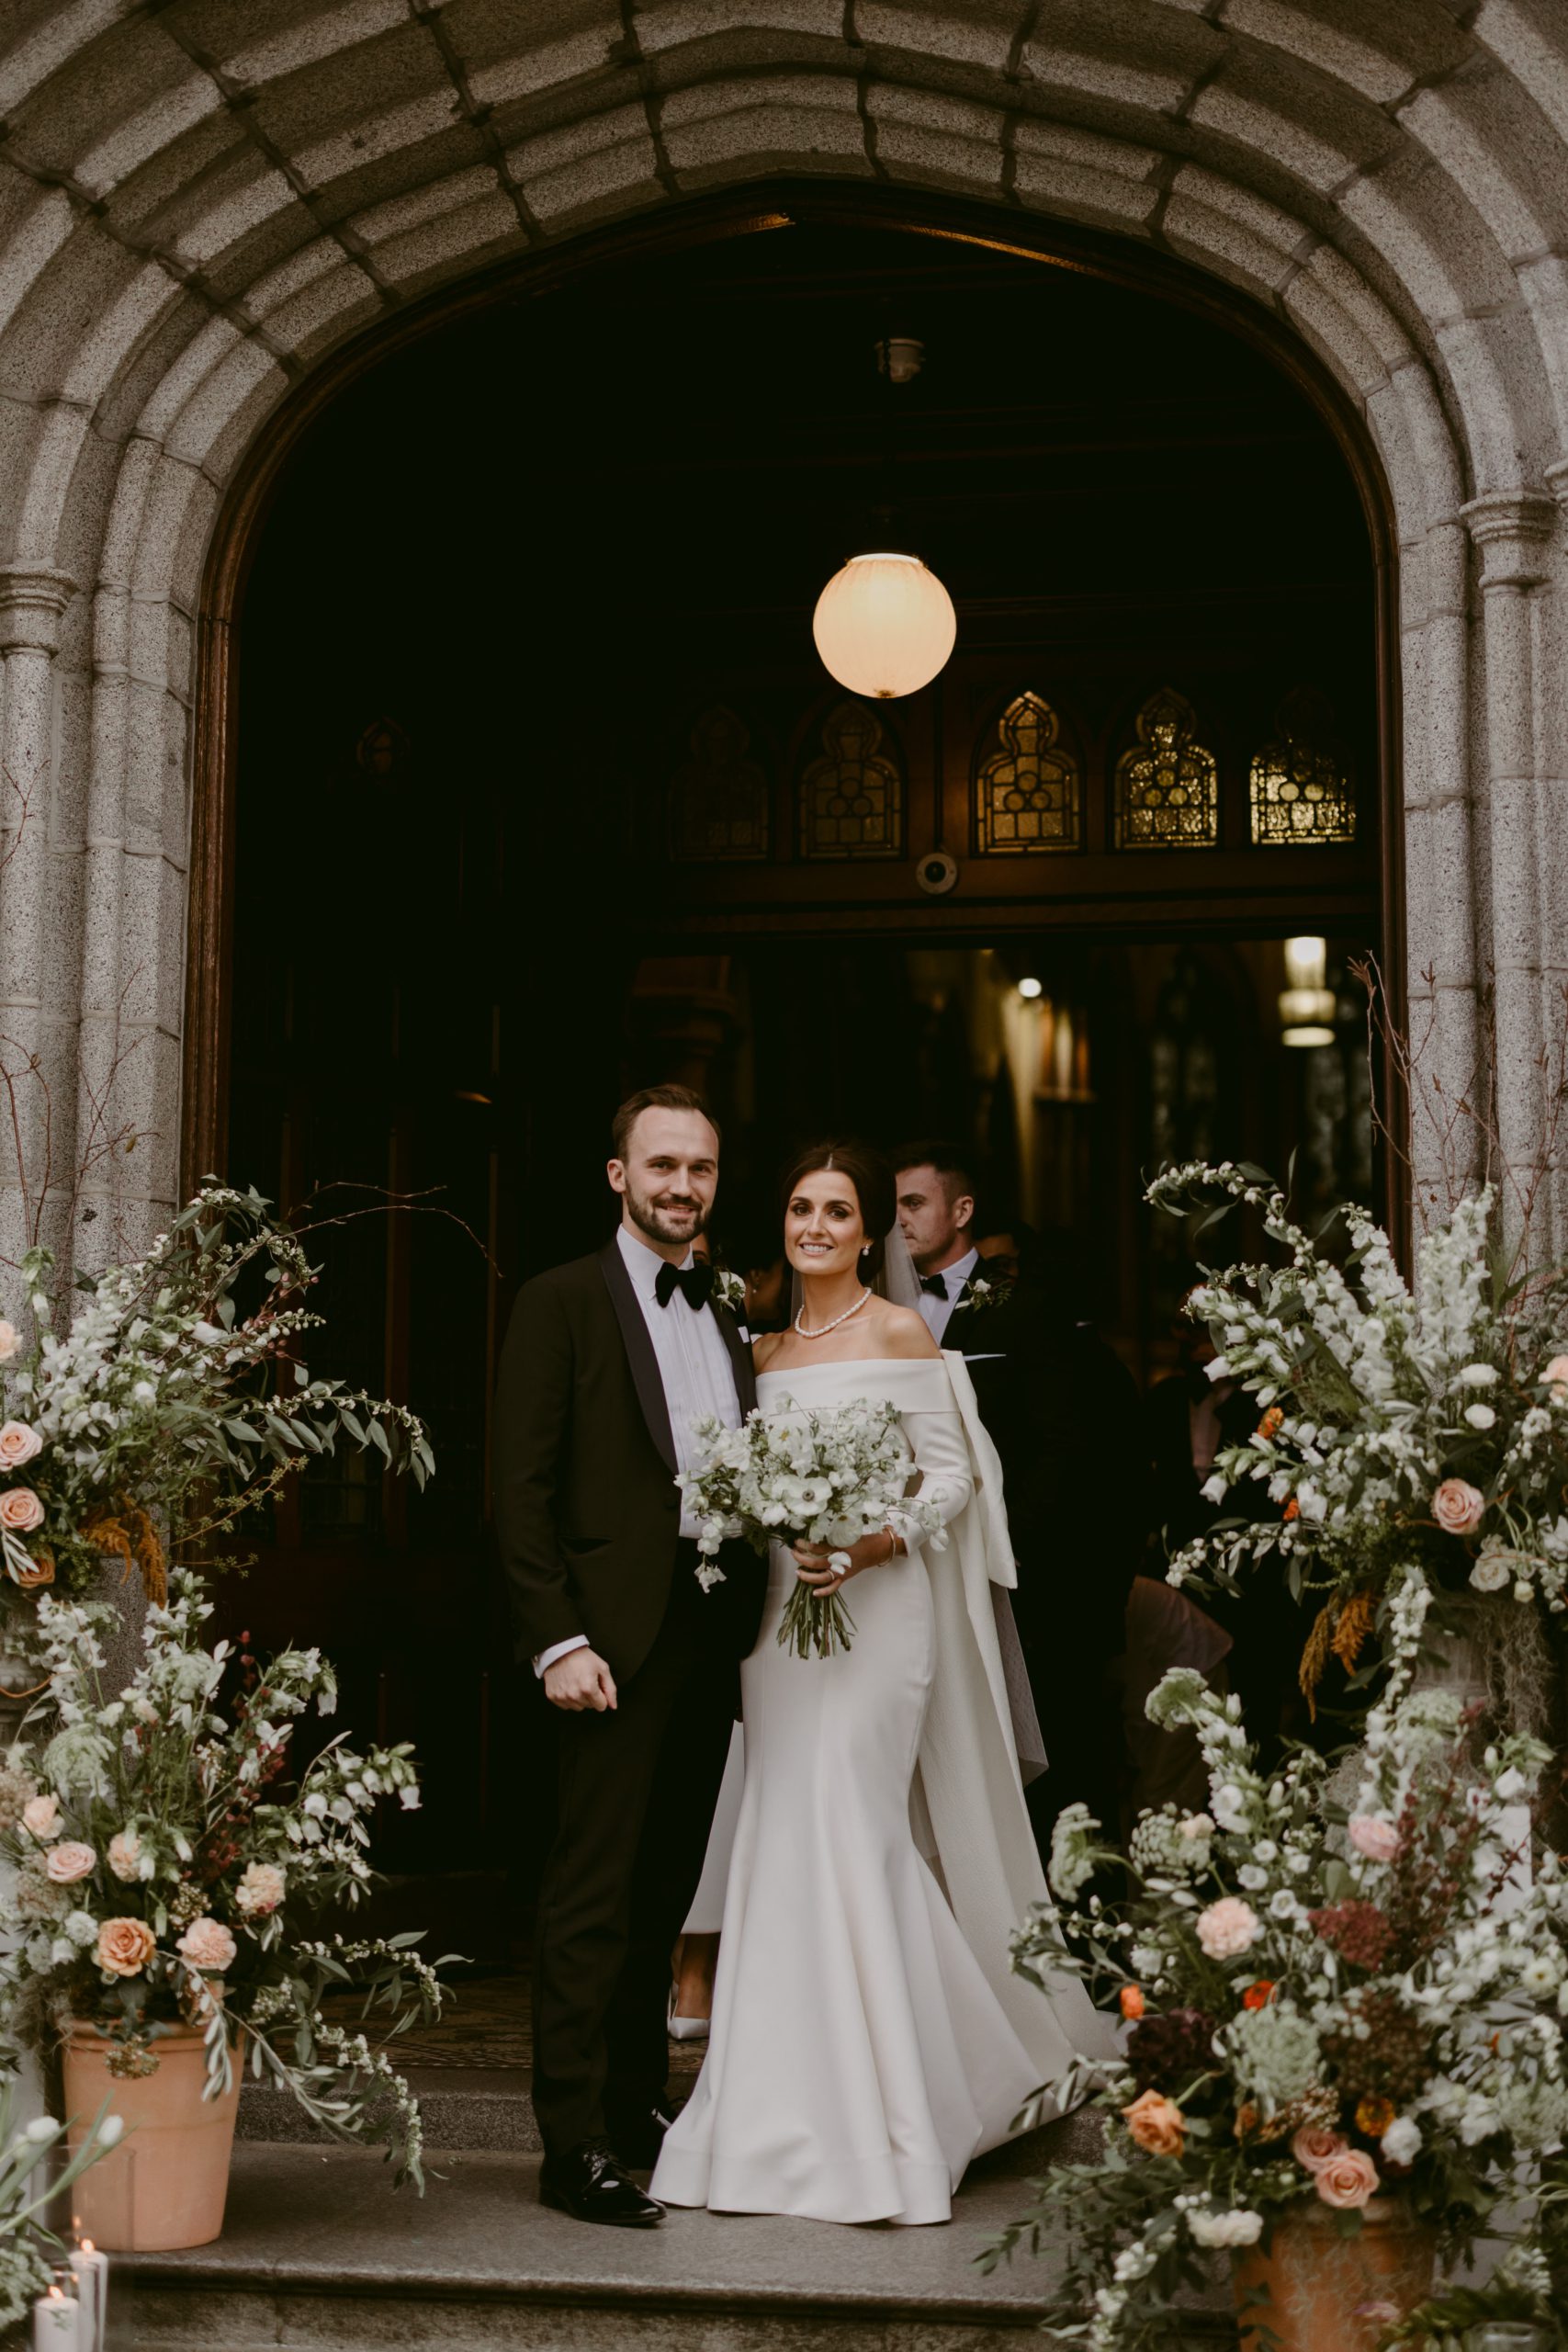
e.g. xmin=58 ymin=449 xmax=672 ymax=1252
xmin=492 ymin=1239 xmax=765 ymax=1679
xmin=947 ymin=1279 xmax=1149 ymax=1662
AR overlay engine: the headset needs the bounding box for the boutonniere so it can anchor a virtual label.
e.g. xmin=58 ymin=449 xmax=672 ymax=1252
xmin=712 ymin=1269 xmax=747 ymax=1317
xmin=948 ymin=1272 xmax=1014 ymax=1317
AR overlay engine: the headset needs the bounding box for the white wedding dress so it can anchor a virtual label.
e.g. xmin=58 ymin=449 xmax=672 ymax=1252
xmin=651 ymin=1353 xmax=1116 ymax=2227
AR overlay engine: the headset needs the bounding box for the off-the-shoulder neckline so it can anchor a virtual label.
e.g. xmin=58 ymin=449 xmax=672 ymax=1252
xmin=756 ymin=1355 xmax=952 ymax=1370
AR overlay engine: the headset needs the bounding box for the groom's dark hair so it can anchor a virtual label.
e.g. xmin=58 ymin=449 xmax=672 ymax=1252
xmin=781 ymin=1140 xmax=896 ymax=1279
xmin=893 ymin=1141 xmax=976 ymax=1216
xmin=611 ymin=1084 xmax=720 ymax=1161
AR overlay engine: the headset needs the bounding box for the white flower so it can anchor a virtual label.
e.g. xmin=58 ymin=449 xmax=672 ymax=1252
xmin=1520 ymin=1954 xmax=1558 ymax=1994
xmin=1269 ymin=1889 xmax=1302 ymax=1921
xmin=96 ymin=2114 xmax=124 ymax=2147
xmin=1464 ymin=1402 xmax=1497 ymax=1430
xmin=1190 ymin=2209 xmax=1264 ymax=2249
xmin=1237 ymin=1865 xmax=1268 ymax=1891
xmin=1471 ymin=1552 xmax=1512 ymax=1593
xmin=24 ymin=2117 xmax=59 ymax=2144
xmin=1381 ymin=2116 xmax=1422 ymax=2166
xmin=131 ymin=1381 xmax=156 ymax=1405
xmin=1457 ymin=1363 xmax=1499 ymax=1388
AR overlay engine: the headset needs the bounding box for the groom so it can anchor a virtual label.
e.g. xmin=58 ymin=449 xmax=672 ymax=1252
xmin=493 ymin=1085 xmax=762 ymax=2226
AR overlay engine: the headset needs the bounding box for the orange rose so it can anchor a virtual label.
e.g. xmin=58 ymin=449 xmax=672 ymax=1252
xmin=1122 ymin=2088 xmax=1185 ymax=2157
xmin=10 ymin=1551 xmax=52 ymax=1589
xmin=1355 ymin=2095 xmax=1395 ymax=2139
xmin=96 ymin=1917 xmax=155 ymax=1978
xmin=1242 ymin=1980 xmax=1277 ymax=2010
xmin=1120 ymin=1984 xmax=1145 ymax=2021
xmin=1234 ymin=2103 xmax=1259 ymax=2140
xmin=1257 ymin=1407 xmax=1283 ymax=1441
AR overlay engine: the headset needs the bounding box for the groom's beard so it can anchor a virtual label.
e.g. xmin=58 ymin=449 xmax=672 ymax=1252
xmin=624 ymin=1179 xmax=709 ymax=1250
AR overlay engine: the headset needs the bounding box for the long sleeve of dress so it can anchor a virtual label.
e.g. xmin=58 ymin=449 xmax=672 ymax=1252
xmin=896 ymin=1404 xmax=975 ymax=1543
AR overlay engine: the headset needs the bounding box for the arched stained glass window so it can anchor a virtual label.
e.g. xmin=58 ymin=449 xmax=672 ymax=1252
xmin=976 ymin=692 xmax=1080 ymax=853
xmin=800 ymin=703 xmax=903 ymax=859
xmin=1114 ymin=689 xmax=1218 ymax=849
xmin=669 ymin=706 xmax=770 ymax=861
xmin=1249 ymin=689 xmax=1356 ymax=845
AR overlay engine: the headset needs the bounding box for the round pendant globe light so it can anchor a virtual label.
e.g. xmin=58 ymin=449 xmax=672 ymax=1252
xmin=812 ymin=551 xmax=956 ymax=700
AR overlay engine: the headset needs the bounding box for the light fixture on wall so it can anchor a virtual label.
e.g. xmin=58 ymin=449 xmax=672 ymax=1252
xmin=812 ymin=327 xmax=956 ymax=701
xmin=1017 ymin=975 xmax=1043 ymax=1000
xmin=1279 ymin=935 xmax=1337 ymax=1047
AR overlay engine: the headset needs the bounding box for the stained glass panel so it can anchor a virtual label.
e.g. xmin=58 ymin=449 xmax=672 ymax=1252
xmin=669 ymin=706 xmax=770 ymax=861
xmin=1249 ymin=689 xmax=1356 ymax=845
xmin=1114 ymin=688 xmax=1218 ymax=849
xmin=800 ymin=703 xmax=903 ymax=859
xmin=976 ymin=692 xmax=1080 ymax=853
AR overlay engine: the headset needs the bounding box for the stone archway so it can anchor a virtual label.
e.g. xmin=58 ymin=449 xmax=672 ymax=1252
xmin=0 ymin=0 xmax=1564 ymax=1266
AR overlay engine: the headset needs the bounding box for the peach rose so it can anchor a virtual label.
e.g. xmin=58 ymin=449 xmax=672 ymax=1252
xmin=1432 ymin=1477 xmax=1484 ymax=1537
xmin=1196 ymin=1897 xmax=1259 ymax=1960
xmin=234 ymin=1861 xmax=285 ymax=1918
xmin=10 ymin=1551 xmax=51 ymax=1589
xmin=1122 ymin=2089 xmax=1186 ymax=2157
xmin=1348 ymin=1815 xmax=1401 ymax=1863
xmin=0 ymin=1421 xmax=41 ymax=1469
xmin=96 ymin=1917 xmax=155 ymax=1978
xmin=0 ymin=1322 xmax=17 ymax=1363
xmin=1292 ymin=2124 xmax=1348 ymax=2173
xmin=44 ymin=1841 xmax=95 ymax=1884
xmin=1315 ymin=2147 xmax=1381 ymax=2210
xmin=176 ymin=1917 xmax=236 ymax=1973
xmin=0 ymin=1487 xmax=43 ymax=1532
xmin=21 ymin=1793 xmax=60 ymax=1840
xmin=1542 ymin=1353 xmax=1568 ymax=1400
xmin=107 ymin=1830 xmax=141 ymax=1883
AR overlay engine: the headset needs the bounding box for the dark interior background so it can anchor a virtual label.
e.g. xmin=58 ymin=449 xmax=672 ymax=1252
xmin=224 ymin=218 xmax=1382 ymax=1937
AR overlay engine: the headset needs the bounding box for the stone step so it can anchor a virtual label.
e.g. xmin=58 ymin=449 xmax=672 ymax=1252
xmin=238 ymin=2067 xmax=542 ymax=2154
xmin=118 ymin=2144 xmax=1236 ymax=2351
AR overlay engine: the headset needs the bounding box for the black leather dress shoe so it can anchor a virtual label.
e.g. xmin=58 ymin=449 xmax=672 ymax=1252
xmin=606 ymin=2099 xmax=678 ymax=2171
xmin=539 ymin=2138 xmax=665 ymax=2227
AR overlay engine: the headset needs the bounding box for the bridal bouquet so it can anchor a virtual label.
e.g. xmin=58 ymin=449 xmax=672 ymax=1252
xmin=1146 ymin=1158 xmax=1568 ymax=1713
xmin=987 ymin=1657 xmax=1568 ymax=2349
xmin=0 ymin=1181 xmax=433 ymax=1641
xmin=680 ymin=1397 xmax=945 ymax=1658
xmin=0 ymin=1573 xmax=447 ymax=2188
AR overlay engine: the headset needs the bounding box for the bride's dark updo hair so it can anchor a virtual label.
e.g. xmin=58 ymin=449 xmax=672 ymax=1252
xmin=779 ymin=1140 xmax=896 ymax=1281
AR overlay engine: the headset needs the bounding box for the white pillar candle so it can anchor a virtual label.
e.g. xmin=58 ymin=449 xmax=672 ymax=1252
xmin=71 ymin=2242 xmax=108 ymax=2352
xmin=31 ymin=2285 xmax=79 ymax=2349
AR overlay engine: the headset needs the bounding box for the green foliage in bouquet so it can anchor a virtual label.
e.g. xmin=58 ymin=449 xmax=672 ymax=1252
xmin=1145 ymin=1159 xmax=1568 ymax=1709
xmin=0 ymin=1182 xmax=434 ymax=1629
xmin=0 ymin=1575 xmax=451 ymax=2188
xmin=983 ymin=1645 xmax=1568 ymax=2350
xmin=0 ymin=2087 xmax=121 ymax=2328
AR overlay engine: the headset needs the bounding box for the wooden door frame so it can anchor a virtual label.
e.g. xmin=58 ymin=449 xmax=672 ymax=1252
xmin=183 ymin=175 xmax=1406 ymax=1238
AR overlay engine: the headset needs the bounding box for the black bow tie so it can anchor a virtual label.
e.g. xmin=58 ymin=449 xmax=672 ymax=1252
xmin=919 ymin=1273 xmax=949 ymax=1299
xmin=655 ymin=1260 xmax=714 ymax=1311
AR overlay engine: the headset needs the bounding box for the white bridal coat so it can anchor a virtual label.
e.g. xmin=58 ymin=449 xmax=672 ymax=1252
xmin=654 ymin=1351 xmax=1116 ymax=2225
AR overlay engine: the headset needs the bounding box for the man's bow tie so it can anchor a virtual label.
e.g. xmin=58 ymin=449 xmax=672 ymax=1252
xmin=655 ymin=1260 xmax=714 ymax=1311
xmin=919 ymin=1273 xmax=949 ymax=1299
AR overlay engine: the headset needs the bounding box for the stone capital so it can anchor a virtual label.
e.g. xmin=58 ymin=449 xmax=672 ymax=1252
xmin=1458 ymin=489 xmax=1557 ymax=590
xmin=0 ymin=566 xmax=77 ymax=656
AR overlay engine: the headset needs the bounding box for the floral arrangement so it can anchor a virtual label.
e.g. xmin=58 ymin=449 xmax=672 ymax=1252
xmin=0 ymin=1182 xmax=433 ymax=1633
xmin=1145 ymin=1159 xmax=1568 ymax=1712
xmin=710 ymin=1268 xmax=748 ymax=1318
xmin=985 ymin=1656 xmax=1568 ymax=2349
xmin=679 ymin=1396 xmax=945 ymax=1657
xmin=0 ymin=2086 xmax=122 ymax=2328
xmin=0 ymin=1574 xmax=448 ymax=2188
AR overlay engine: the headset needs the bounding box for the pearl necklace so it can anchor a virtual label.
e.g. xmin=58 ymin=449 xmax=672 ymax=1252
xmin=795 ymin=1286 xmax=872 ymax=1340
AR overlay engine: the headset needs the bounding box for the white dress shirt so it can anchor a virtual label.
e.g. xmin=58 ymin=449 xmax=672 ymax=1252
xmin=914 ymin=1245 xmax=979 ymax=1343
xmin=535 ymin=1227 xmax=745 ymax=1678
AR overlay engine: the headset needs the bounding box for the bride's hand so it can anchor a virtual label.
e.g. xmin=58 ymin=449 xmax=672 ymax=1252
xmin=791 ymin=1528 xmax=903 ymax=1588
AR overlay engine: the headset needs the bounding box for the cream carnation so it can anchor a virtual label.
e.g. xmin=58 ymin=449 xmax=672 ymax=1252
xmin=0 ymin=1420 xmax=41 ymax=1468
xmin=1196 ymin=1897 xmax=1259 ymax=1960
xmin=176 ymin=1917 xmax=237 ymax=1973
xmin=107 ymin=1830 xmax=141 ymax=1883
xmin=1432 ymin=1477 xmax=1484 ymax=1536
xmin=233 ymin=1861 xmax=285 ymax=1917
xmin=21 ymin=1793 xmax=60 ymax=1840
xmin=1348 ymin=1815 xmax=1401 ymax=1863
xmin=44 ymin=1841 xmax=96 ymax=1884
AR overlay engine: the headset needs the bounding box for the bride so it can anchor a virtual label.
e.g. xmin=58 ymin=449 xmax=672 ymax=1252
xmin=650 ymin=1140 xmax=1116 ymax=2228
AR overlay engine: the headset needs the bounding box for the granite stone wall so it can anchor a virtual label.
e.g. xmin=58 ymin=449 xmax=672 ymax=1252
xmin=0 ymin=0 xmax=1564 ymax=1266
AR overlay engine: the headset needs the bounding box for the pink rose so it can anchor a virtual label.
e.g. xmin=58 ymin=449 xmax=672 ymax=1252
xmin=1432 ymin=1477 xmax=1484 ymax=1537
xmin=234 ymin=1861 xmax=285 ymax=1917
xmin=1196 ymin=1897 xmax=1259 ymax=1960
xmin=176 ymin=1917 xmax=236 ymax=1973
xmin=1315 ymin=2147 xmax=1381 ymax=2210
xmin=0 ymin=1487 xmax=43 ymax=1532
xmin=0 ymin=1421 xmax=41 ymax=1469
xmin=1348 ymin=1815 xmax=1401 ymax=1864
xmin=1292 ymin=2124 xmax=1348 ymax=2173
xmin=96 ymin=1917 xmax=155 ymax=1978
xmin=44 ymin=1841 xmax=95 ymax=1884
xmin=20 ymin=1793 xmax=60 ymax=1840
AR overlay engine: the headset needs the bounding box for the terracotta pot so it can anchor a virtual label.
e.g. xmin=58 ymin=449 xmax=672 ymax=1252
xmin=62 ymin=2023 xmax=243 ymax=2251
xmin=1232 ymin=2198 xmax=1435 ymax=2352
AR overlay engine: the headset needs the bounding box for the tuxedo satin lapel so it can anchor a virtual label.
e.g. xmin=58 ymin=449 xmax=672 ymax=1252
xmin=598 ymin=1240 xmax=677 ymax=1475
xmin=716 ymin=1305 xmax=757 ymax=1414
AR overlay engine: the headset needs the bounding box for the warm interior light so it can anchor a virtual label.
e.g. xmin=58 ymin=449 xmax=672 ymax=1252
xmin=812 ymin=552 xmax=956 ymax=700
xmin=1017 ymin=976 xmax=1043 ymax=1000
xmin=1281 ymin=1023 xmax=1337 ymax=1048
xmin=1280 ymin=936 xmax=1335 ymax=1047
xmin=1283 ymin=935 xmax=1326 ymax=991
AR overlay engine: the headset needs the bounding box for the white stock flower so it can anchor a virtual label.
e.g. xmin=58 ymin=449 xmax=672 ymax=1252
xmin=1380 ymin=2117 xmax=1422 ymax=2166
xmin=1189 ymin=2209 xmax=1264 ymax=2249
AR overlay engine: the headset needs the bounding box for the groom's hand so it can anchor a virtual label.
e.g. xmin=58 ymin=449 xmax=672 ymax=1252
xmin=544 ymin=1647 xmax=618 ymax=1713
